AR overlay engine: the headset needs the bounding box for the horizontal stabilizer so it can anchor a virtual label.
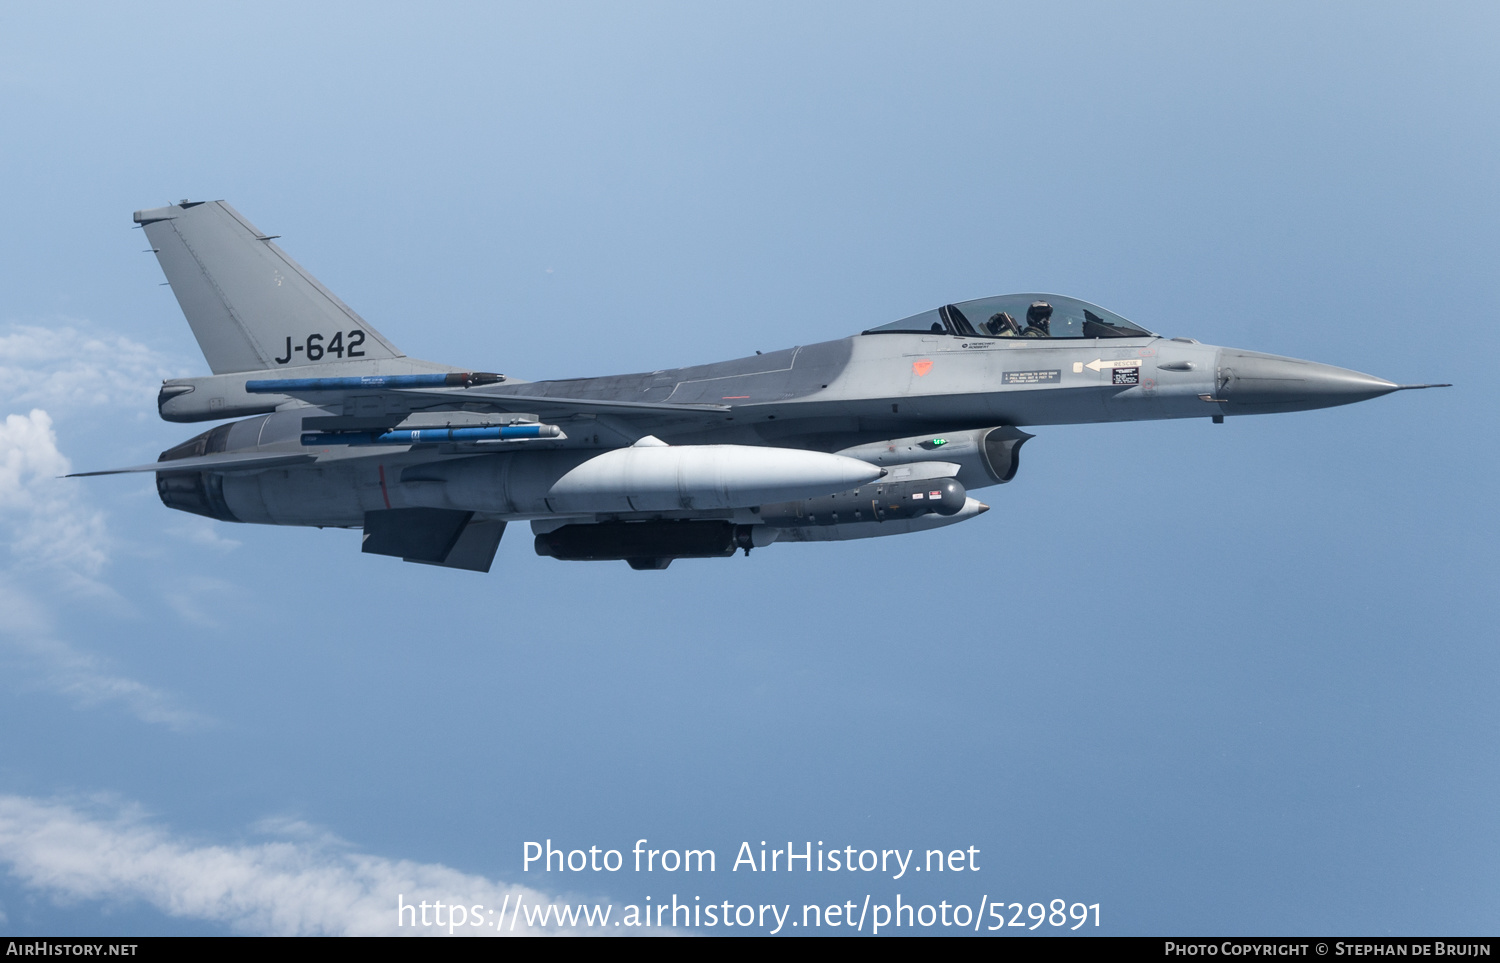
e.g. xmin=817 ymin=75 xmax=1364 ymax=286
xmin=362 ymin=508 xmax=504 ymax=573
xmin=68 ymin=451 xmax=316 ymax=477
xmin=422 ymin=518 xmax=506 ymax=572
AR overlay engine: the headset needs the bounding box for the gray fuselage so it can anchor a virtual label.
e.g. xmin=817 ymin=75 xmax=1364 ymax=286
xmin=159 ymin=329 xmax=1397 ymax=530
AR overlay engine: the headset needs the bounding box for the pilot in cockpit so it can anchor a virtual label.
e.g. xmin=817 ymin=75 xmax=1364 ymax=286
xmin=985 ymin=311 xmax=1023 ymax=337
xmin=1022 ymin=301 xmax=1053 ymax=338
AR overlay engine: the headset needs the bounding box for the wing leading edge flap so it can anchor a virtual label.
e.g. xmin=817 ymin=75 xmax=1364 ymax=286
xmin=361 ymin=508 xmax=504 ymax=573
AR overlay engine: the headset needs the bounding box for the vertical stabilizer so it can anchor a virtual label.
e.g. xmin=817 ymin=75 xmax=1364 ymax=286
xmin=135 ymin=200 xmax=404 ymax=374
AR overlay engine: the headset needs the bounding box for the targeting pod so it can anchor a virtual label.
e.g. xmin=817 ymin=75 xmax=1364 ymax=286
xmin=534 ymin=520 xmax=763 ymax=570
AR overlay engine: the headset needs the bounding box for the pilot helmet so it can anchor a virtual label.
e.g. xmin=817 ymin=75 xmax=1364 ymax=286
xmin=1026 ymin=301 xmax=1053 ymax=326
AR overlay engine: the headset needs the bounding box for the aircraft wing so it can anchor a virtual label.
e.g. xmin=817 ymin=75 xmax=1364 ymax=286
xmin=241 ymin=376 xmax=734 ymax=422
xmin=391 ymin=389 xmax=733 ymax=418
xmin=68 ymin=451 xmax=316 ymax=477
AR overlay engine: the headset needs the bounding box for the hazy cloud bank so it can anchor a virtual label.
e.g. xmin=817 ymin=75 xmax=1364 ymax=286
xmin=0 ymin=320 xmax=204 ymax=725
xmin=0 ymin=795 xmax=588 ymax=936
xmin=0 ymin=408 xmax=108 ymax=577
xmin=0 ymin=323 xmax=176 ymax=415
xmin=0 ymin=318 xmax=179 ymax=577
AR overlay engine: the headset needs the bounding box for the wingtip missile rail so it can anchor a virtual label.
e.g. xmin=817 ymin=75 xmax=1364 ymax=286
xmin=247 ymin=372 xmax=505 ymax=394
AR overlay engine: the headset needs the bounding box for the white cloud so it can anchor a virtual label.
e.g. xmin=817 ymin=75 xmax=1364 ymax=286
xmin=0 ymin=409 xmax=108 ymax=578
xmin=0 ymin=796 xmax=602 ymax=936
xmin=167 ymin=519 xmax=242 ymax=552
xmin=0 ymin=411 xmax=205 ymax=726
xmin=0 ymin=318 xmax=178 ymax=582
xmin=0 ymin=322 xmax=212 ymax=726
xmin=0 ymin=323 xmax=178 ymax=415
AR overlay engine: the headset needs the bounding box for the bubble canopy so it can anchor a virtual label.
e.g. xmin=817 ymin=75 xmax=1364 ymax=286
xmin=863 ymin=294 xmax=1155 ymax=340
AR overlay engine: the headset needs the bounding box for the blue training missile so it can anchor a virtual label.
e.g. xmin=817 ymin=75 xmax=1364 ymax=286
xmin=301 ymin=424 xmax=560 ymax=446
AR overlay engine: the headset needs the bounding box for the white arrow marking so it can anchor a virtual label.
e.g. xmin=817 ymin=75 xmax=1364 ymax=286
xmin=1084 ymin=358 xmax=1142 ymax=372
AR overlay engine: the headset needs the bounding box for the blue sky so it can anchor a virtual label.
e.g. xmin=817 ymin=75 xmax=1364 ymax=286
xmin=0 ymin=2 xmax=1495 ymax=935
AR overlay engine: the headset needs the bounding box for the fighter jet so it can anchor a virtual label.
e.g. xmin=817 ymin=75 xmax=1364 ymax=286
xmin=75 ymin=200 xmax=1447 ymax=571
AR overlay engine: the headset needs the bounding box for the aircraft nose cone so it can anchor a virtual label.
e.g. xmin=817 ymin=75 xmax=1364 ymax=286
xmin=1216 ymin=350 xmax=1399 ymax=413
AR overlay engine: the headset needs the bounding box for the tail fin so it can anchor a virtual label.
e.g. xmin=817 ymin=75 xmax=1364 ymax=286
xmin=135 ymin=200 xmax=405 ymax=374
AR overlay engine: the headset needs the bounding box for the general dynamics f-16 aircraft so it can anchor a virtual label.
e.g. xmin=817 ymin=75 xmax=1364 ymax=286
xmin=76 ymin=200 xmax=1447 ymax=570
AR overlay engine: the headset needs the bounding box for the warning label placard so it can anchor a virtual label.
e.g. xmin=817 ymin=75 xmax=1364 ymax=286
xmin=1003 ymin=369 xmax=1061 ymax=385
